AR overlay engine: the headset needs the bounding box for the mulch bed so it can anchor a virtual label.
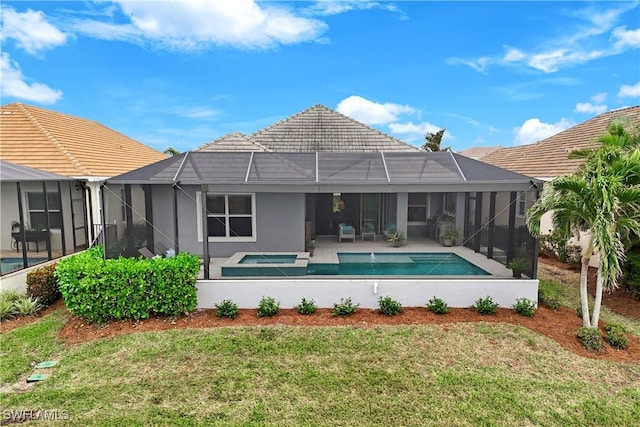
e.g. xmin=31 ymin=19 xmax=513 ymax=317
xmin=2 ymin=257 xmax=639 ymax=364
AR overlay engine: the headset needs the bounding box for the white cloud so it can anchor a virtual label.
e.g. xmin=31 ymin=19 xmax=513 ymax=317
xmin=1 ymin=7 xmax=67 ymax=54
xmin=336 ymin=96 xmax=415 ymax=125
xmin=513 ymin=118 xmax=573 ymax=145
xmin=0 ymin=53 xmax=63 ymax=104
xmin=306 ymin=1 xmax=400 ymax=17
xmin=590 ymin=92 xmax=608 ymax=104
xmin=71 ymin=0 xmax=328 ymax=51
xmin=450 ymin=4 xmax=638 ymax=74
xmin=575 ymin=102 xmax=608 ymax=114
xmin=488 ymin=126 xmax=500 ymax=134
xmin=618 ymin=82 xmax=640 ymax=98
xmin=612 ymin=26 xmax=640 ymax=49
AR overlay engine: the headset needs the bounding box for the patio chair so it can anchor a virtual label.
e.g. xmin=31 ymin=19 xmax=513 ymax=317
xmin=10 ymin=221 xmax=22 ymax=252
xmin=338 ymin=224 xmax=356 ymax=242
xmin=138 ymin=247 xmax=161 ymax=259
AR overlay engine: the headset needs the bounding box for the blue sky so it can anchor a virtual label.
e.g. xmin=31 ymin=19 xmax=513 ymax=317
xmin=1 ymin=1 xmax=639 ymax=153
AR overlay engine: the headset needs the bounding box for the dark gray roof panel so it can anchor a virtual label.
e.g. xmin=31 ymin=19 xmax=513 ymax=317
xmin=0 ymin=160 xmax=75 ymax=182
xmin=453 ymin=153 xmax=539 ymax=182
xmin=183 ymin=152 xmax=252 ymax=183
xmin=248 ymin=153 xmax=315 ymax=182
xmin=318 ymin=152 xmax=388 ymax=182
xmin=384 ymin=152 xmax=462 ymax=182
xmin=107 ymin=151 xmax=540 ymax=187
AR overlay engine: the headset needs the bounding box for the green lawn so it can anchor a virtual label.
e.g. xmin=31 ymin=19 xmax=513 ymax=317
xmin=1 ymin=283 xmax=640 ymax=426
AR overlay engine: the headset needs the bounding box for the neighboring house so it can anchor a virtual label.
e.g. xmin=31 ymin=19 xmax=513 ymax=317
xmin=0 ymin=102 xmax=167 ymax=248
xmin=481 ymin=105 xmax=640 ymax=262
xmin=458 ymin=146 xmax=502 ymax=160
xmin=0 ymin=161 xmax=82 ymax=287
xmin=104 ymin=105 xmax=542 ymax=280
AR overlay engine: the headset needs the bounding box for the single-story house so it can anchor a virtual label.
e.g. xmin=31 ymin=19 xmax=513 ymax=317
xmin=0 ymin=102 xmax=167 ymax=248
xmin=0 ymin=161 xmax=84 ymax=288
xmin=103 ymin=106 xmax=542 ymax=283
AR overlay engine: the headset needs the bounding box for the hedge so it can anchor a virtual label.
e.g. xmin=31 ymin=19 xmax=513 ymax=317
xmin=56 ymin=245 xmax=200 ymax=323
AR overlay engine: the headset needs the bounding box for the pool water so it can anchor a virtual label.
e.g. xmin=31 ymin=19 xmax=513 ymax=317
xmin=307 ymin=252 xmax=489 ymax=276
xmin=240 ymin=254 xmax=298 ymax=264
xmin=0 ymin=257 xmax=48 ymax=276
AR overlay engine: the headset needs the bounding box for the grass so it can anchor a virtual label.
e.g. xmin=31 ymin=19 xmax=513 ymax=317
xmin=1 ymin=312 xmax=640 ymax=426
xmin=0 ymin=309 xmax=68 ymax=384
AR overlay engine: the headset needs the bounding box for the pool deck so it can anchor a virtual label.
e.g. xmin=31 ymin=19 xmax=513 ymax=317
xmin=204 ymin=236 xmax=515 ymax=279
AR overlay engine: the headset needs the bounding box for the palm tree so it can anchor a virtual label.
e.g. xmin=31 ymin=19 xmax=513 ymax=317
xmin=527 ymin=124 xmax=640 ymax=328
xmin=421 ymin=129 xmax=450 ymax=152
xmin=164 ymin=147 xmax=180 ymax=156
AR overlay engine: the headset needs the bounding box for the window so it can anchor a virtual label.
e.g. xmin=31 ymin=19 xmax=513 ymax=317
xmin=408 ymin=193 xmax=427 ymax=222
xmin=517 ymin=192 xmax=526 ymax=217
xmin=443 ymin=192 xmax=456 ymax=216
xmin=197 ymin=193 xmax=256 ymax=241
xmin=120 ymin=189 xmax=126 ymax=221
xmin=26 ymin=192 xmax=62 ymax=229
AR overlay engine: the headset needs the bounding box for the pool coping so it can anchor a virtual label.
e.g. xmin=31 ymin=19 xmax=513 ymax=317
xmin=222 ymin=252 xmax=310 ymax=276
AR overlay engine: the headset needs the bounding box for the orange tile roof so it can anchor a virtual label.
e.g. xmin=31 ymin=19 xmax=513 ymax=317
xmin=481 ymin=106 xmax=640 ymax=178
xmin=0 ymin=103 xmax=167 ymax=177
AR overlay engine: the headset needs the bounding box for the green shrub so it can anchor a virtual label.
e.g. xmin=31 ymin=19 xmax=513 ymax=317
xmin=257 ymin=296 xmax=280 ymax=317
xmin=538 ymin=281 xmax=564 ymax=310
xmin=513 ymin=298 xmax=536 ymax=317
xmin=296 ymin=298 xmax=317 ymax=315
xmin=26 ymin=263 xmax=60 ymax=306
xmin=0 ymin=297 xmax=17 ymax=320
xmin=13 ymin=296 xmax=42 ymax=316
xmin=605 ymin=323 xmax=628 ymax=350
xmin=577 ymin=327 xmax=603 ymax=351
xmin=378 ymin=296 xmax=403 ymax=316
xmin=56 ymin=245 xmax=200 ymax=323
xmin=473 ymin=296 xmax=498 ymax=315
xmin=332 ymin=298 xmax=359 ymax=317
xmin=215 ymin=299 xmax=239 ymax=319
xmin=0 ymin=289 xmax=23 ymax=304
xmin=426 ymin=296 xmax=449 ymax=314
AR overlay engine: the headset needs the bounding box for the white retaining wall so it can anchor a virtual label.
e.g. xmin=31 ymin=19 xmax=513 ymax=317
xmin=196 ymin=278 xmax=539 ymax=309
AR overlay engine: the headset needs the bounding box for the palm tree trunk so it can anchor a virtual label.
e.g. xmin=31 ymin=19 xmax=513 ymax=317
xmin=590 ymin=269 xmax=603 ymax=328
xmin=580 ymin=256 xmax=591 ymax=327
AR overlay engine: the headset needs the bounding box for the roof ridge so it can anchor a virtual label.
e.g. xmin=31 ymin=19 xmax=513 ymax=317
xmin=16 ymin=103 xmax=92 ymax=175
xmin=250 ymin=104 xmax=420 ymax=151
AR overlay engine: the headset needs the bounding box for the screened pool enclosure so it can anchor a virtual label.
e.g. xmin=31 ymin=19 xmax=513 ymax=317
xmin=104 ymin=151 xmax=541 ymax=279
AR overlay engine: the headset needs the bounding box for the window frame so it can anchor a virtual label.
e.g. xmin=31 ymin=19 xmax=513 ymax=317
xmin=407 ymin=192 xmax=428 ymax=224
xmin=196 ymin=192 xmax=257 ymax=242
xmin=25 ymin=191 xmax=62 ymax=231
xmin=516 ymin=192 xmax=527 ymax=218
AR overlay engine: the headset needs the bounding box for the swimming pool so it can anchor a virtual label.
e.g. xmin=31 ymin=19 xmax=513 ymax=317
xmin=240 ymin=254 xmax=298 ymax=264
xmin=0 ymin=257 xmax=48 ymax=276
xmin=307 ymin=252 xmax=489 ymax=276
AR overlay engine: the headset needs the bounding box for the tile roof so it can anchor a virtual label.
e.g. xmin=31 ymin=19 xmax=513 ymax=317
xmin=197 ymin=132 xmax=269 ymax=152
xmin=481 ymin=106 xmax=640 ymax=179
xmin=196 ymin=104 xmax=421 ymax=153
xmin=458 ymin=146 xmax=502 ymax=160
xmin=0 ymin=103 xmax=167 ymax=178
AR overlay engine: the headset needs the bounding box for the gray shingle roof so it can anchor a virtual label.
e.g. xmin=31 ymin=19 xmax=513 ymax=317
xmin=198 ymin=132 xmax=269 ymax=152
xmin=195 ymin=105 xmax=421 ymax=153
